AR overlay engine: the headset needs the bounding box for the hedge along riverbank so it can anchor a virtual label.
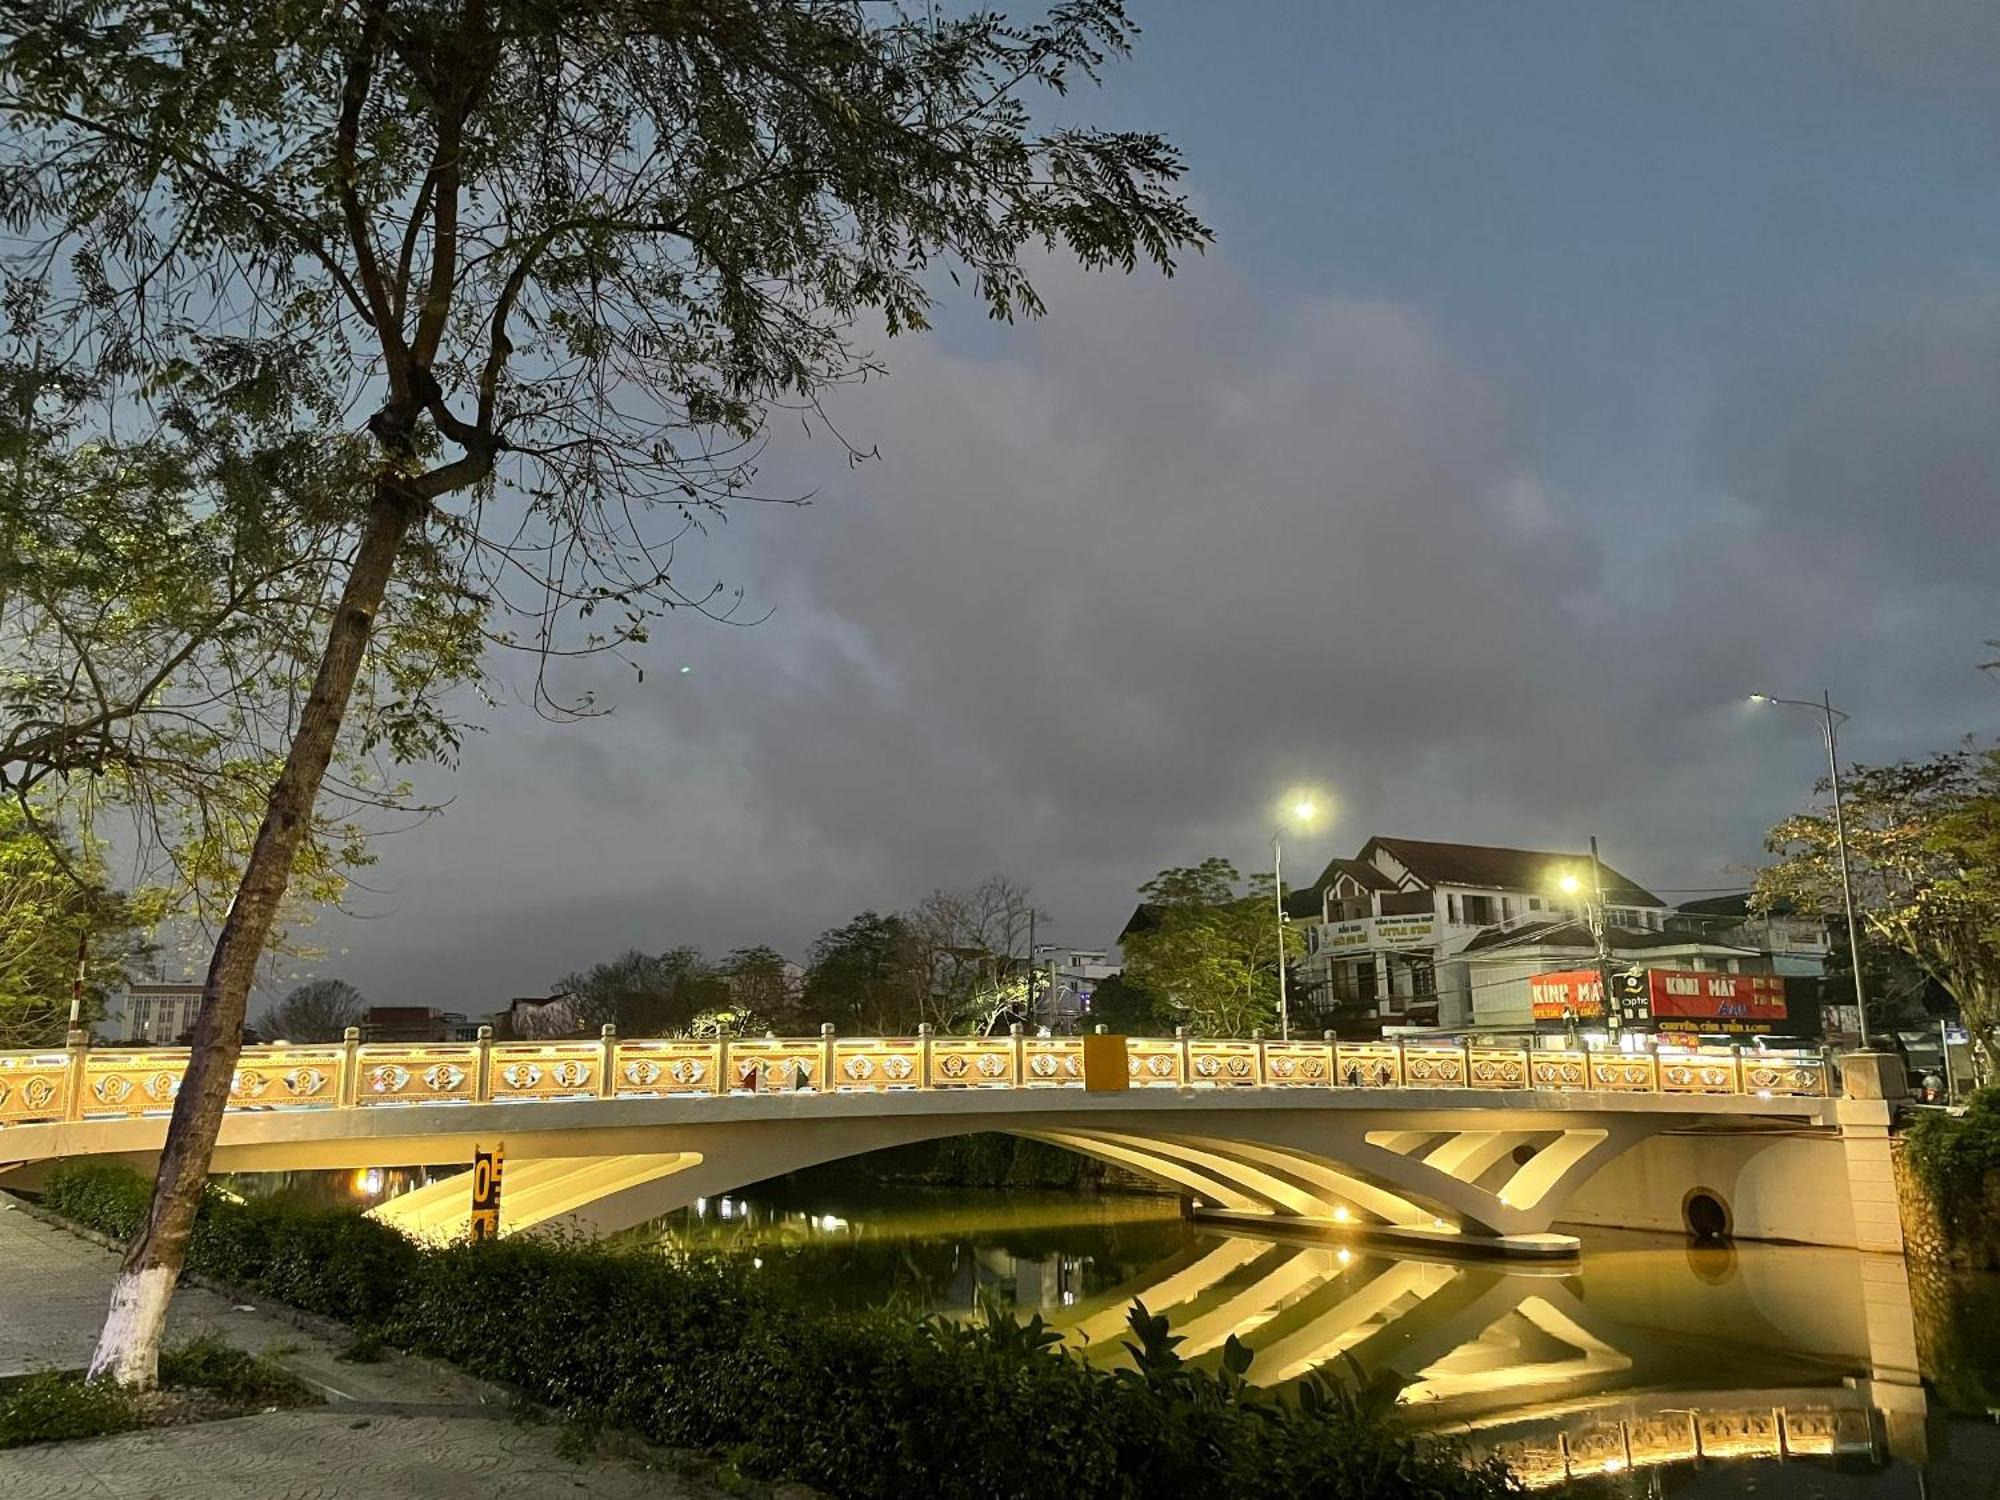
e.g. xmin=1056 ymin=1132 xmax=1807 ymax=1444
xmin=39 ymin=1163 xmax=1515 ymax=1500
xmin=1903 ymin=1091 xmax=2000 ymax=1269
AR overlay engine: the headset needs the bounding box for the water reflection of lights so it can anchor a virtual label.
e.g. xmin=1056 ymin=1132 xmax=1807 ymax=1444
xmin=352 ymin=1168 xmax=385 ymax=1197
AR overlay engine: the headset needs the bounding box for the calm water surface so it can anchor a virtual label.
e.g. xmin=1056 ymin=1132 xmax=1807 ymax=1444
xmin=242 ymin=1168 xmax=2000 ymax=1496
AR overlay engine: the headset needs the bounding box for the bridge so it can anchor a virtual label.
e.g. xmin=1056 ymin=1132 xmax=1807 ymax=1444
xmin=0 ymin=1027 xmax=1874 ymax=1256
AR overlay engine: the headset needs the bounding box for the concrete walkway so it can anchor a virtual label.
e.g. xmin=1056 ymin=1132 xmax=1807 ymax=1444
xmin=0 ymin=1195 xmax=736 ymax=1498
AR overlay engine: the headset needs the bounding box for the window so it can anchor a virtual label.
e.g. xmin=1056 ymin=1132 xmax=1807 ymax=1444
xmin=1446 ymin=894 xmax=1460 ymax=924
xmin=1460 ymin=894 xmax=1497 ymax=926
xmin=1528 ymin=897 xmax=1542 ymax=912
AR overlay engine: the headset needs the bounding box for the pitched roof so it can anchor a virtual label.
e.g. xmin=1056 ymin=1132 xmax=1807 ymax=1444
xmin=1457 ymin=919 xmax=1757 ymax=956
xmin=1361 ymin=836 xmax=1662 ymax=906
xmin=1674 ymin=893 xmax=1753 ymax=918
xmin=1312 ymin=856 xmax=1398 ymax=894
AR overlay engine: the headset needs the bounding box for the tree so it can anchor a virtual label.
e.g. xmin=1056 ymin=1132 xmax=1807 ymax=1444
xmin=905 ymin=875 xmax=1040 ymax=1031
xmin=0 ymin=800 xmax=155 ymax=1047
xmin=257 ymin=979 xmax=366 ymax=1044
xmin=1083 ymin=972 xmax=1160 ymax=1034
xmin=718 ymin=945 xmax=799 ymax=1030
xmin=0 ymin=358 xmax=474 ymax=942
xmin=1122 ymin=860 xmax=1301 ymax=1037
xmin=802 ymin=912 xmax=928 ymax=1033
xmin=1757 ymin=746 xmax=2000 ymax=1056
xmin=554 ymin=946 xmax=726 ymax=1037
xmin=2 ymin=0 xmax=1204 ymax=1384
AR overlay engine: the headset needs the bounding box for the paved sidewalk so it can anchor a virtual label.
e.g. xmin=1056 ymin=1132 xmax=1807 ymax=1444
xmin=0 ymin=1195 xmax=734 ymax=1498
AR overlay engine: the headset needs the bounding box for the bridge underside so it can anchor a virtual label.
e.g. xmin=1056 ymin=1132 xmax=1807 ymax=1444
xmin=0 ymin=1089 xmax=1835 ymax=1258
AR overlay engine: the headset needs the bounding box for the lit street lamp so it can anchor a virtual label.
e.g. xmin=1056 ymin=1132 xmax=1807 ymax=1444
xmin=1750 ymin=691 xmax=1871 ymax=1050
xmin=1272 ymin=792 xmax=1325 ymax=1043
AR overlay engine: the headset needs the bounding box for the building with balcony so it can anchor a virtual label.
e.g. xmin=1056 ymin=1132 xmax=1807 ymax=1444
xmin=1293 ymin=836 xmax=1671 ymax=1032
xmin=1667 ymin=895 xmax=1833 ymax=977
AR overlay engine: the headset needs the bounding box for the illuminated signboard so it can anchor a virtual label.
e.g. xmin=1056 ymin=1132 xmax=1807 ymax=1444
xmin=1530 ymin=970 xmax=1604 ymax=1021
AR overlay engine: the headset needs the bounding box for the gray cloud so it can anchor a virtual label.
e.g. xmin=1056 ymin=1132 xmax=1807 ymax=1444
xmin=280 ymin=250 xmax=1996 ymax=1012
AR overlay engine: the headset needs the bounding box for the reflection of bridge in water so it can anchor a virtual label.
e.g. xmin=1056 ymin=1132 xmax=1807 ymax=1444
xmin=1037 ymin=1226 xmax=1926 ymax=1490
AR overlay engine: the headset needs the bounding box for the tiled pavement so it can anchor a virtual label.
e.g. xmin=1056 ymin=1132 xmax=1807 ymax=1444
xmin=0 ymin=1195 xmax=729 ymax=1498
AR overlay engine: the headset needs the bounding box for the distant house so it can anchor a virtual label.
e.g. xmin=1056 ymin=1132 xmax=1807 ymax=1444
xmin=361 ymin=1005 xmax=481 ymax=1043
xmin=502 ymin=994 xmax=580 ymax=1039
xmin=1667 ymin=894 xmax=1832 ymax=977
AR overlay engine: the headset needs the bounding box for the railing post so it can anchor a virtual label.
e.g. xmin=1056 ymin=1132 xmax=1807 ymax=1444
xmin=1394 ymin=1039 xmax=1407 ymax=1089
xmin=1820 ymin=1044 xmax=1837 ymax=1098
xmin=1009 ymin=1022 xmax=1025 ymax=1087
xmin=599 ymin=1024 xmax=618 ymax=1099
xmin=1730 ymin=1042 xmax=1744 ymax=1095
xmin=1176 ymin=1025 xmax=1190 ymax=1087
xmin=917 ymin=1023 xmax=933 ymax=1089
xmin=1579 ymin=1035 xmax=1592 ymax=1093
xmin=474 ymin=1024 xmax=494 ymax=1102
xmin=715 ymin=1034 xmax=731 ymax=1096
xmin=63 ymin=1029 xmax=89 ymax=1122
xmin=339 ymin=1026 xmax=362 ymax=1109
xmin=1323 ymin=1030 xmax=1338 ymax=1090
xmin=1458 ymin=1035 xmax=1473 ymax=1089
xmin=1252 ymin=1029 xmax=1268 ymax=1087
xmin=821 ymin=1023 xmax=837 ymax=1092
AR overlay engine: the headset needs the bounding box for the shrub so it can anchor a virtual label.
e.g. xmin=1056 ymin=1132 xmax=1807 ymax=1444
xmin=39 ymin=1162 xmax=1514 ymax=1498
xmin=0 ymin=1373 xmax=140 ymax=1449
xmin=1905 ymin=1091 xmax=2000 ymax=1250
xmin=157 ymin=1335 xmax=307 ymax=1406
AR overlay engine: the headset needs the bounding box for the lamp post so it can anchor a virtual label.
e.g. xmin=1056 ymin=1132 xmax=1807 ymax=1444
xmin=1750 ymin=691 xmax=1870 ymax=1050
xmin=1557 ymin=836 xmax=1618 ymax=1039
xmin=1272 ymin=793 xmax=1323 ymax=1043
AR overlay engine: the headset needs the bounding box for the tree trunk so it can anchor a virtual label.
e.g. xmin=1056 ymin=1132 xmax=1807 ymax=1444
xmin=88 ymin=484 xmax=418 ymax=1387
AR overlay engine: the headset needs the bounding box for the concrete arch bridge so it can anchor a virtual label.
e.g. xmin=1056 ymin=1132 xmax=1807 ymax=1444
xmin=0 ymin=1030 xmax=1890 ymax=1257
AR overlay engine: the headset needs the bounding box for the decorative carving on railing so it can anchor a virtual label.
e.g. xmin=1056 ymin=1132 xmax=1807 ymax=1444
xmin=0 ymin=1028 xmax=1833 ymax=1128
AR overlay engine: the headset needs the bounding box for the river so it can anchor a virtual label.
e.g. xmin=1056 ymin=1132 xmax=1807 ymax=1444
xmin=235 ymin=1166 xmax=2000 ymax=1495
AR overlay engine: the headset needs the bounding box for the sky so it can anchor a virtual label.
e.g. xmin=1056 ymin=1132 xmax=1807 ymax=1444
xmin=273 ymin=2 xmax=1999 ymax=1009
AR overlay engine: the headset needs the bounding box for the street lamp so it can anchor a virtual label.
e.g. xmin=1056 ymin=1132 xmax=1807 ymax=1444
xmin=1272 ymin=791 xmax=1326 ymax=1042
xmin=1750 ymin=691 xmax=1870 ymax=1050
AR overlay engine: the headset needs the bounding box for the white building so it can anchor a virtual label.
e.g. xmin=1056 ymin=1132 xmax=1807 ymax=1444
xmin=101 ymin=980 xmax=206 ymax=1044
xmin=1294 ymin=836 xmax=1672 ymax=1031
xmin=1294 ymin=838 xmax=1830 ymax=1036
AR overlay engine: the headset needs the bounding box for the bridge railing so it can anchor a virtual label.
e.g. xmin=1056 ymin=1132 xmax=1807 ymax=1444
xmin=0 ymin=1026 xmax=1834 ymax=1129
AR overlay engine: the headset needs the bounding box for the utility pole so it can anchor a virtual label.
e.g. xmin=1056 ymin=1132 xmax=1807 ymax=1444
xmin=1025 ymin=907 xmax=1037 ymax=1031
xmin=1272 ymin=830 xmax=1290 ymax=1042
xmin=1750 ymin=691 xmax=1871 ymax=1049
xmin=1589 ymin=836 xmax=1616 ymax=1039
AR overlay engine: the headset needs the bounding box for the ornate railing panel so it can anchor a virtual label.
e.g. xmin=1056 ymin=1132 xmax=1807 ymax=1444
xmin=0 ymin=1050 xmax=70 ymax=1125
xmin=357 ymin=1044 xmax=483 ymax=1106
xmin=0 ymin=1027 xmax=1834 ymax=1129
xmin=1334 ymin=1043 xmax=1402 ymax=1088
xmin=1021 ymin=1036 xmax=1083 ymax=1086
xmin=1402 ymin=1045 xmax=1468 ymax=1088
xmin=1467 ymin=1047 xmax=1530 ymax=1090
xmin=80 ymin=1049 xmax=189 ymax=1117
xmin=928 ymin=1036 xmax=1015 ymax=1088
xmin=724 ymin=1037 xmax=821 ymax=1093
xmin=1125 ymin=1037 xmax=1184 ymax=1087
xmin=613 ymin=1040 xmax=722 ymax=1097
xmin=1263 ymin=1040 xmax=1333 ymax=1086
xmin=830 ymin=1036 xmax=924 ymax=1091
xmin=1186 ymin=1039 xmax=1260 ymax=1087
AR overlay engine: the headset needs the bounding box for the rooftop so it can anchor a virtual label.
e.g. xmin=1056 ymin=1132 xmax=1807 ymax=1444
xmin=1359 ymin=836 xmax=1663 ymax=906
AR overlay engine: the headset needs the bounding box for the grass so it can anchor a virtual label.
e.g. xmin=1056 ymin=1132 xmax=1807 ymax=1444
xmin=0 ymin=1334 xmax=311 ymax=1450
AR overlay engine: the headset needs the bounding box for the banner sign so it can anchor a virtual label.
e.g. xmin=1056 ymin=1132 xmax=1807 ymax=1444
xmin=1530 ymin=970 xmax=1604 ymax=1021
xmin=470 ymin=1142 xmax=505 ymax=1242
xmin=1318 ymin=915 xmax=1437 ymax=954
xmin=1642 ymin=970 xmax=1788 ymax=1026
